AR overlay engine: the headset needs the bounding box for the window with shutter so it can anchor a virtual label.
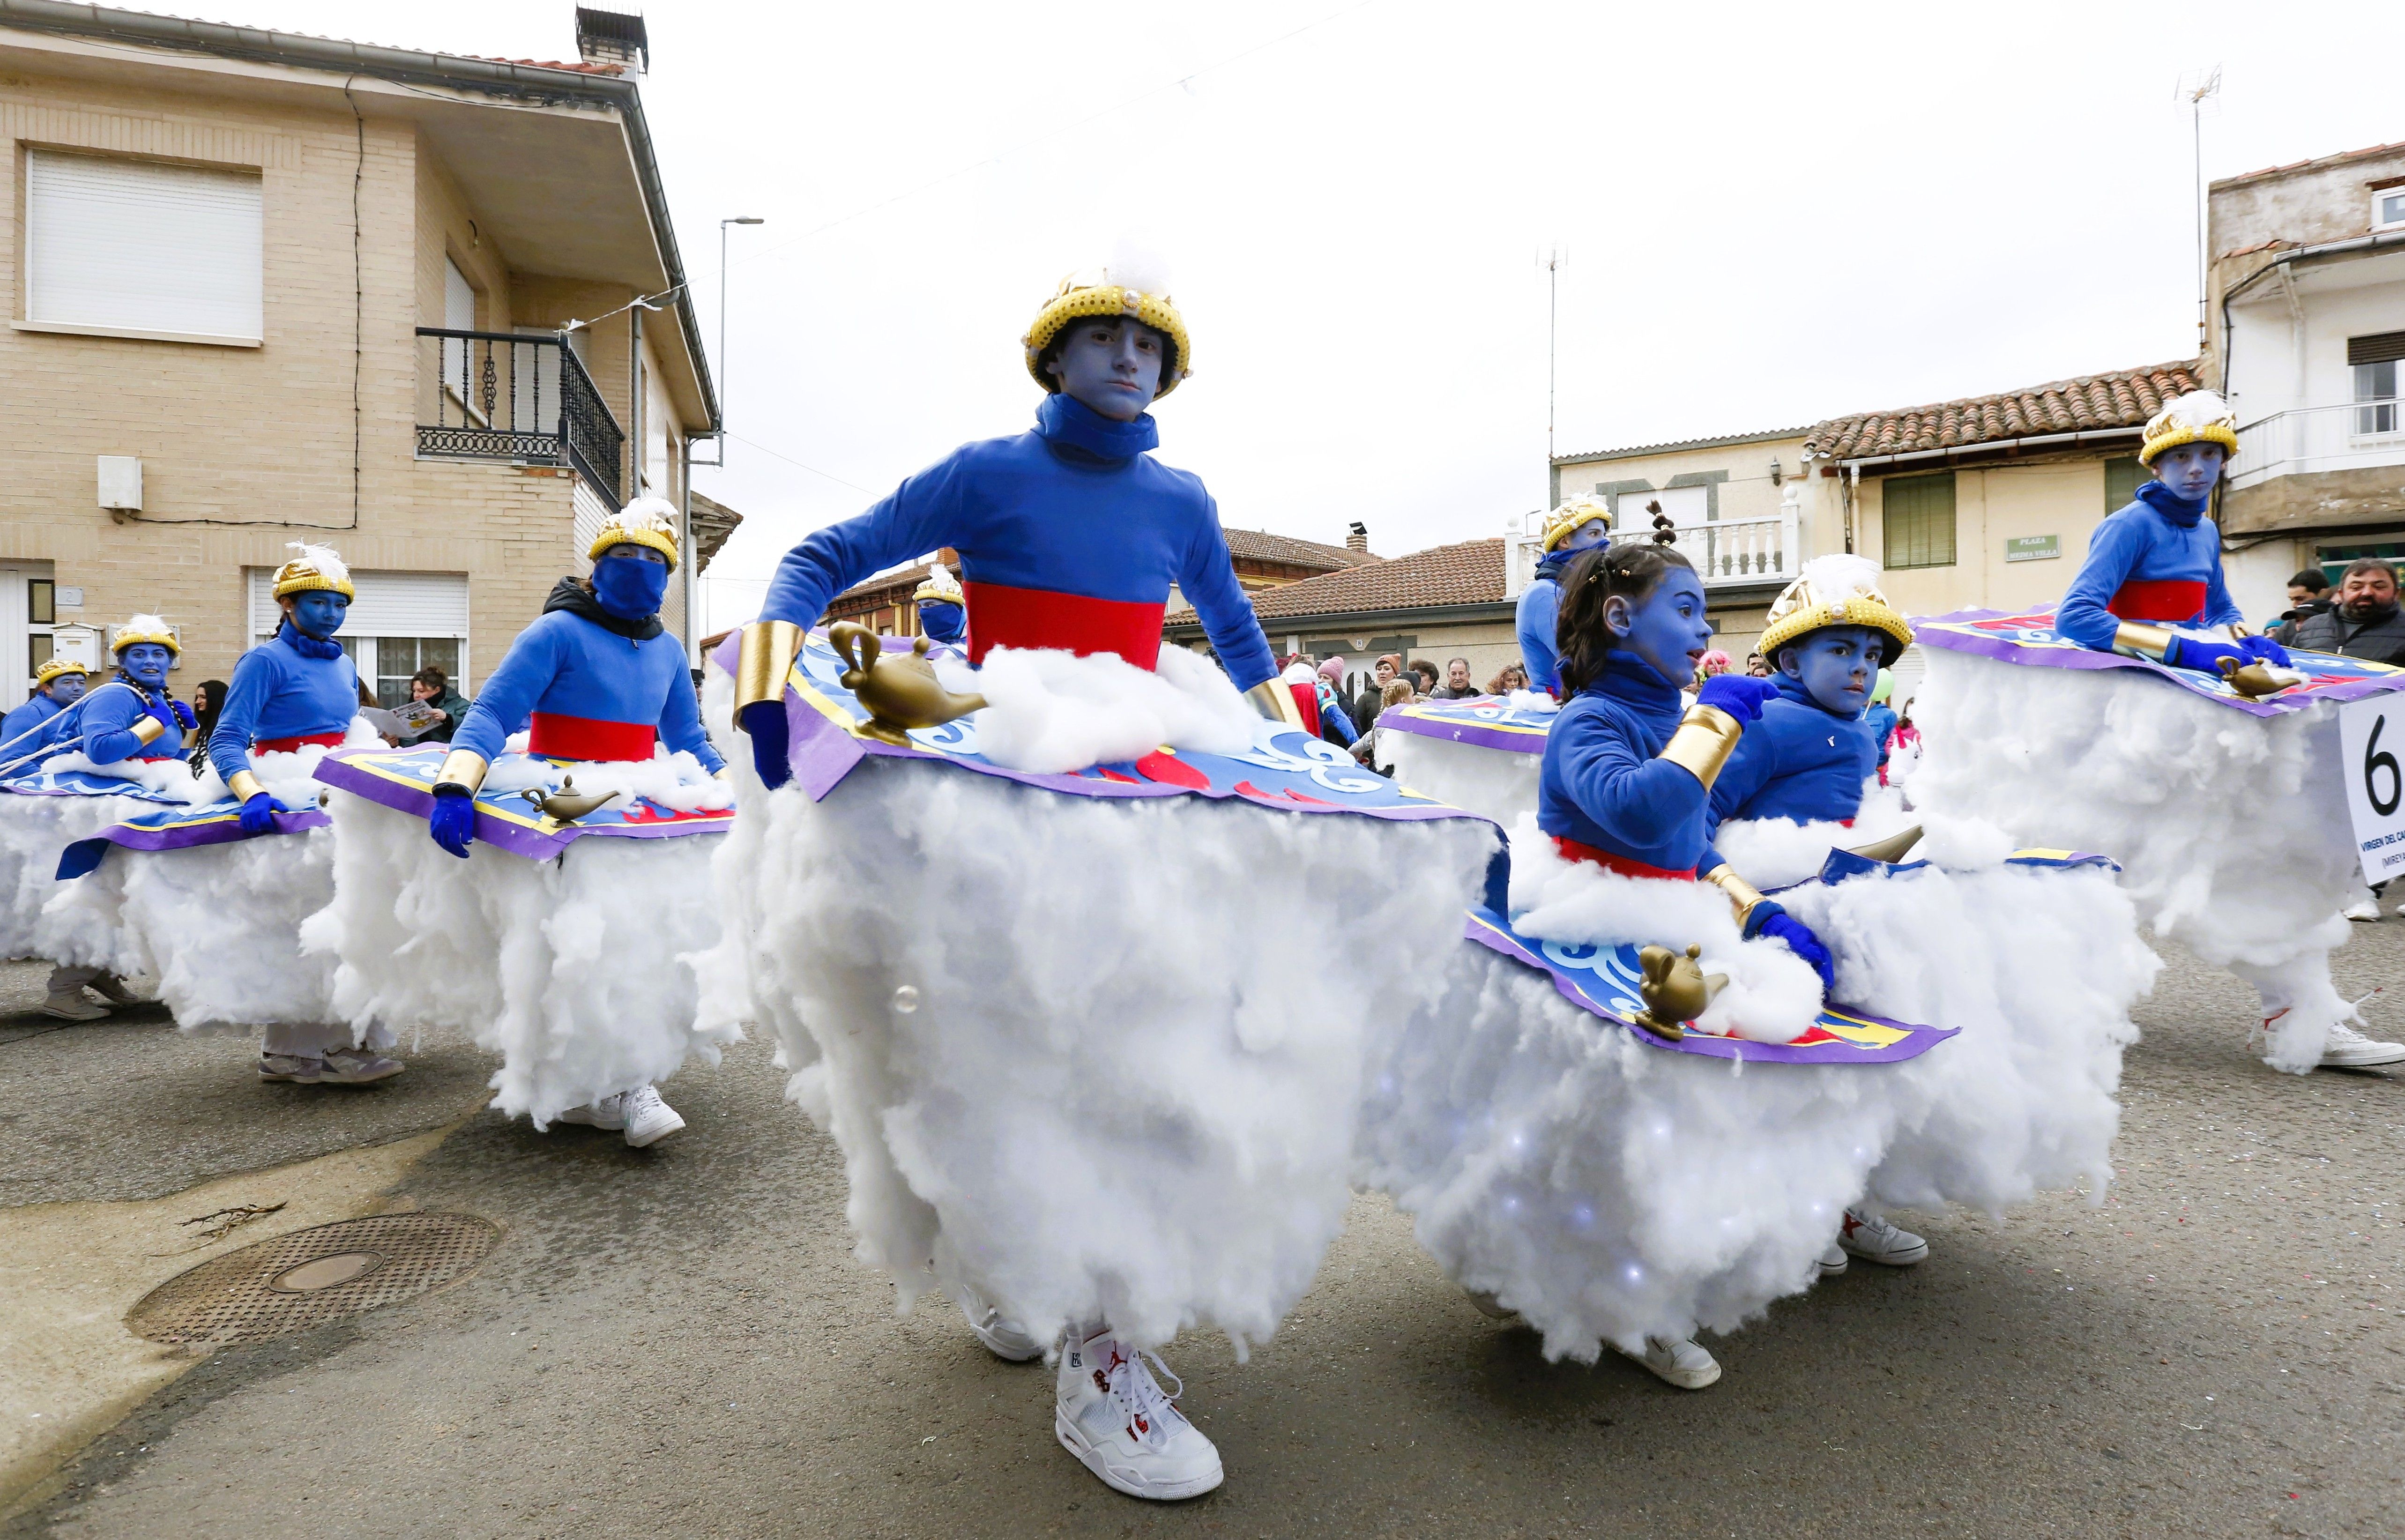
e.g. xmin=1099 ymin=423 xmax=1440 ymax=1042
xmin=2103 ymin=456 xmax=2145 ymax=513
xmin=1881 ymin=473 xmax=1957 ymax=570
xmin=25 ymin=150 xmax=262 ymax=342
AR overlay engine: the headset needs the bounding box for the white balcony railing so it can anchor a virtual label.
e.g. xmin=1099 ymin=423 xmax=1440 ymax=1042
xmin=1505 ymin=489 xmax=1802 ymax=598
xmin=2230 ymin=399 xmax=2405 ymax=491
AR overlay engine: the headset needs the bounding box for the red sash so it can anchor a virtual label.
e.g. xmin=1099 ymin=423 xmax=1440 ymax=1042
xmin=254 ymin=731 xmax=346 ymax=754
xmin=963 ymin=580 xmax=1165 ymax=670
xmin=1288 ymin=681 xmax=1321 ymax=736
xmin=1553 ymin=836 xmax=1696 ymax=881
xmin=2107 ymin=579 xmax=2207 ymax=623
xmin=528 ymin=712 xmax=655 ymax=761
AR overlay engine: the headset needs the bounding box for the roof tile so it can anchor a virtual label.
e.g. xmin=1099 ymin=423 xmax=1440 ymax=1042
xmin=1167 ymin=539 xmax=1504 ymax=626
xmin=1802 ymin=360 xmax=2202 ymax=461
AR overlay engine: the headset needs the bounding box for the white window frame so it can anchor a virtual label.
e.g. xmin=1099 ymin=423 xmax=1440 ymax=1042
xmin=19 ymin=149 xmax=264 ymax=347
xmin=2375 ymin=186 xmax=2405 ymax=233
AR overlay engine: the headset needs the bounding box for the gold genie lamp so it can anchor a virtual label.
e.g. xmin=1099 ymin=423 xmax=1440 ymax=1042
xmin=828 ymin=621 xmax=988 ymax=747
xmin=517 ymin=776 xmax=620 ymax=826
xmin=2216 ymin=655 xmax=2293 ymax=700
xmin=1631 ymin=943 xmax=1728 ymax=1042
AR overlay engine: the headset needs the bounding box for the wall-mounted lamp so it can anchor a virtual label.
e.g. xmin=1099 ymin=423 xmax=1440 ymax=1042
xmin=1769 ymin=458 xmax=1784 ymax=487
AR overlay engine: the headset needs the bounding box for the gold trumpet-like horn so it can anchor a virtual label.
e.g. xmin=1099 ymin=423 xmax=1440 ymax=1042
xmin=828 ymin=621 xmax=987 ymax=748
xmin=1844 ymin=825 xmax=1924 ymax=864
xmin=518 ymin=775 xmax=621 ymax=825
xmin=1631 ymin=943 xmax=1729 ymax=1042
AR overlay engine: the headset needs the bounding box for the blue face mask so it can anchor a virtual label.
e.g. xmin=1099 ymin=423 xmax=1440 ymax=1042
xmin=918 ymin=600 xmax=967 ymax=645
xmin=1612 ymin=567 xmax=1713 ymax=687
xmin=592 ymin=554 xmax=670 ymax=620
xmin=287 ymin=590 xmax=350 ymax=640
xmin=1780 ymin=627 xmax=1881 ymax=716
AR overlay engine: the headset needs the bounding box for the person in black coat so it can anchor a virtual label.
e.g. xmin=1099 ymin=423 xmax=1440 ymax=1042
xmin=2267 ymin=568 xmax=2331 ymax=647
xmin=2292 ymin=559 xmax=2405 ymax=665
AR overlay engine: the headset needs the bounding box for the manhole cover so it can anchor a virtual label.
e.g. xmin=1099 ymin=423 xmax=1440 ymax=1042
xmin=127 ymin=1213 xmax=499 ymax=1346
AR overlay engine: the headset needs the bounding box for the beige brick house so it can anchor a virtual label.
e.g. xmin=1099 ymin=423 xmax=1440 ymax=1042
xmin=0 ymin=3 xmax=719 ymax=707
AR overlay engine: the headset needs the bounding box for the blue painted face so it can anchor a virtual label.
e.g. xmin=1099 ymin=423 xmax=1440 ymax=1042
xmin=1046 ymin=318 xmax=1165 ymax=423
xmin=119 ymin=643 xmax=172 ymax=687
xmin=1778 ymin=626 xmax=1883 ymax=715
xmin=2151 ymin=441 xmax=2226 ymax=502
xmin=1606 ymin=565 xmax=1712 ymax=687
xmin=1560 ymin=518 xmax=1611 ymax=552
xmin=286 ymin=590 xmax=350 ymax=640
xmin=45 ymin=673 xmax=86 ymax=704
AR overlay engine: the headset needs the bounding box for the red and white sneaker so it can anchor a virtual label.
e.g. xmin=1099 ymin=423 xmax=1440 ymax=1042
xmin=1054 ymin=1328 xmax=1223 ymax=1501
xmin=1839 ymin=1208 xmax=1928 ymax=1266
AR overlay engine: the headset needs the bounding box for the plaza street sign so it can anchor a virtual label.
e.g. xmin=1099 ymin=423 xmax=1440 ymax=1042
xmin=2003 ymin=535 xmax=2060 ymax=563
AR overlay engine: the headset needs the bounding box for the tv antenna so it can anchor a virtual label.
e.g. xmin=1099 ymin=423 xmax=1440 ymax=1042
xmin=1541 ymin=247 xmax=1568 ymax=464
xmin=2179 ymin=66 xmax=2222 ymax=354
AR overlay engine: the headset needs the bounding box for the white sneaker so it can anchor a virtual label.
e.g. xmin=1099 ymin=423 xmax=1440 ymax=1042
xmin=958 ymin=1285 xmax=1045 ymax=1362
xmin=1614 ymin=1335 xmax=1721 ymax=1390
xmin=1817 ymin=1240 xmax=1849 ymax=1277
xmin=2346 ymin=899 xmax=2382 ymax=922
xmin=2319 ymin=1022 xmax=2405 ymax=1069
xmin=318 ymin=1045 xmax=405 ymax=1084
xmin=38 ymin=989 xmax=108 ymax=1021
xmin=1839 ymin=1209 xmax=1929 ymax=1266
xmin=554 ymin=1093 xmax=627 ymax=1131
xmin=619 ymin=1084 xmax=685 ymax=1147
xmin=1055 ymin=1329 xmax=1223 ymax=1501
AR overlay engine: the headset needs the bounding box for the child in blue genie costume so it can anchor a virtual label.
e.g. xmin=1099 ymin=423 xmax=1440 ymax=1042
xmin=724 ymin=262 xmax=1307 ymax=1507
xmin=2055 ymin=390 xmax=2290 ymax=678
xmin=1530 ymin=535 xmax=1837 ymax=1390
xmin=1515 ymin=496 xmax=1613 ymax=697
xmin=1698 ymin=554 xmax=1933 ymax=1275
xmin=912 ymin=562 xmax=968 ymax=656
xmin=191 ymin=544 xmax=407 ymax=1087
xmin=2 ymin=659 xmax=88 ymax=754
xmin=732 ymin=265 xmax=1294 ymax=796
xmin=76 ymin=617 xmax=194 ymax=767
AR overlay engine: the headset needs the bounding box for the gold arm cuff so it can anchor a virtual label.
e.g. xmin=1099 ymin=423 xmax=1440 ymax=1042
xmin=2112 ymin=620 xmax=2176 ymax=663
xmin=734 ymin=620 xmax=804 ymax=725
xmin=434 ymin=749 xmax=489 ymax=794
xmin=1658 ymin=704 xmax=1743 ymax=789
xmin=227 ymin=769 xmax=268 ymax=803
xmin=1244 ymin=677 xmax=1310 ymax=731
xmin=1701 ymin=863 xmax=1768 ymax=928
xmin=128 ymin=714 xmax=166 ymax=747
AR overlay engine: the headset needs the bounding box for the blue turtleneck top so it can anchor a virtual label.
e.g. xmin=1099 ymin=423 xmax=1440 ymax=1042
xmin=1535 ymin=652 xmax=1713 ymax=872
xmin=208 ymin=623 xmax=363 ymax=783
xmin=2056 ymin=480 xmax=2243 ymax=653
xmin=1515 ymin=547 xmax=1579 ymax=695
xmin=1700 ymin=671 xmax=1879 ymax=872
xmin=753 ymin=394 xmax=1278 ymax=689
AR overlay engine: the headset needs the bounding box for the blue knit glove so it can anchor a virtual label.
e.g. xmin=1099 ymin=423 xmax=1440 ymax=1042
xmin=170 ymin=699 xmax=197 ymax=731
xmin=238 ymin=792 xmax=277 ymax=836
xmin=1747 ymin=901 xmax=1836 ymax=992
xmin=428 ymin=785 xmax=477 ymax=858
xmin=1694 ymin=675 xmax=1780 ymax=726
xmin=740 ymin=700 xmax=791 ymax=790
xmin=143 ymin=699 xmax=181 ymax=741
xmin=2170 ymin=634 xmax=2293 ymax=674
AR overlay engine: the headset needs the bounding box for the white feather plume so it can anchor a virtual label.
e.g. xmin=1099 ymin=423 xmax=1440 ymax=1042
xmin=284 ymin=541 xmax=350 ymax=586
xmin=1108 ymin=233 xmax=1174 ymax=299
xmin=1796 ymin=553 xmax=1887 ymax=603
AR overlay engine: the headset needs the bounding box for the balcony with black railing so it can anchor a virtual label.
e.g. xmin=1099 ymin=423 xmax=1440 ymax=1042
xmin=415 ymin=328 xmax=626 ymax=506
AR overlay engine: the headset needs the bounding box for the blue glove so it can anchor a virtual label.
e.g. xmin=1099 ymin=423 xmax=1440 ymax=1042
xmin=238 ymin=792 xmax=277 ymax=836
xmin=740 ymin=699 xmax=790 ymax=790
xmin=170 ymin=699 xmax=197 ymax=730
xmin=428 ymin=786 xmax=477 ymax=858
xmin=2237 ymin=634 xmax=2293 ymax=668
xmin=1748 ymin=902 xmax=1836 ymax=992
xmin=1694 ymin=675 xmax=1780 ymax=726
xmin=2169 ymin=634 xmax=2293 ymax=675
xmin=144 ymin=699 xmax=182 ymax=740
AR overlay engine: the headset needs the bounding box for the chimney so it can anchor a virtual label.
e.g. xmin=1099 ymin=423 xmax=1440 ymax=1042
xmin=1346 ymin=521 xmax=1370 ymax=555
xmin=574 ymin=7 xmax=649 ymax=72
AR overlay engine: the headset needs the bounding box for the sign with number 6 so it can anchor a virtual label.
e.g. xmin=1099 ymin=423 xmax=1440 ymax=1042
xmin=2340 ymin=696 xmax=2405 ymax=885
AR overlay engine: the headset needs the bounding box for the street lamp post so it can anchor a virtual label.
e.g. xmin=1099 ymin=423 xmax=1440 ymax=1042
xmin=684 ymin=216 xmax=763 ymax=662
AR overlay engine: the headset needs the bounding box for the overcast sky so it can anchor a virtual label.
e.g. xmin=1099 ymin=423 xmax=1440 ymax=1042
xmin=171 ymin=1 xmax=2405 ymax=595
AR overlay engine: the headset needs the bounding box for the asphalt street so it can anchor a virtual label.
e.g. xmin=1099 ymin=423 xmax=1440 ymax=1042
xmin=0 ymin=918 xmax=2398 ymax=1540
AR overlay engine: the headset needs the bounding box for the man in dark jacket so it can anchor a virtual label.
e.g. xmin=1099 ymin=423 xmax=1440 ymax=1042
xmin=2268 ymin=568 xmax=2331 ymax=647
xmin=2293 ymin=559 xmax=2405 ymax=665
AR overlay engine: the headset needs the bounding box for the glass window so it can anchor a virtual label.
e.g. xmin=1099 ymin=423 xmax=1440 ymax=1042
xmin=1882 ymin=473 xmax=1957 ymax=570
xmin=372 ymin=637 xmax=461 ymax=708
xmin=2356 ymin=360 xmax=2399 ymax=437
xmin=29 ymin=633 xmax=52 ymax=671
xmin=2103 ymin=456 xmax=2145 ymax=512
xmin=28 ymin=580 xmax=53 ymax=625
xmin=2378 ymin=189 xmax=2405 ymax=231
